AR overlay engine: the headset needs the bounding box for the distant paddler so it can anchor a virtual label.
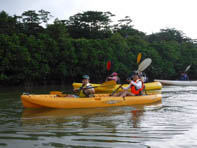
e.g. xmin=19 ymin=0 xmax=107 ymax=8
xmin=179 ymin=65 xmax=191 ymax=81
xmin=106 ymin=72 xmax=120 ymax=83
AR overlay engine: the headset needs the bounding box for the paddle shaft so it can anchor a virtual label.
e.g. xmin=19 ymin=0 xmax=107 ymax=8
xmin=78 ymin=83 xmax=115 ymax=90
xmin=111 ymin=84 xmax=124 ymax=96
xmin=52 ymin=81 xmax=116 ymax=96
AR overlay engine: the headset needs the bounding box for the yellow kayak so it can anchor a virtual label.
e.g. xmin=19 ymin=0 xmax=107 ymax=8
xmin=21 ymin=93 xmax=162 ymax=109
xmin=72 ymin=81 xmax=162 ymax=93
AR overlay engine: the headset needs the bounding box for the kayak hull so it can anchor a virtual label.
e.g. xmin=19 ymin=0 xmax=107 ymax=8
xmin=21 ymin=94 xmax=162 ymax=109
xmin=72 ymin=82 xmax=162 ymax=93
xmin=154 ymin=79 xmax=197 ymax=86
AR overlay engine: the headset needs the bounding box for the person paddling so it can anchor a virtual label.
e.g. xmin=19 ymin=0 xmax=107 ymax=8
xmin=179 ymin=72 xmax=189 ymax=81
xmin=106 ymin=72 xmax=120 ymax=83
xmin=73 ymin=75 xmax=95 ymax=97
xmin=113 ymin=71 xmax=144 ymax=97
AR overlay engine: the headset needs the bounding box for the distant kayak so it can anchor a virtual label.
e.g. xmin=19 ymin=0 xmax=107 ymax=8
xmin=21 ymin=93 xmax=162 ymax=109
xmin=72 ymin=82 xmax=162 ymax=94
xmin=154 ymin=79 xmax=197 ymax=86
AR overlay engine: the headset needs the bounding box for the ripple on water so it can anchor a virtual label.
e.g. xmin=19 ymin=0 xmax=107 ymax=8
xmin=1 ymin=86 xmax=197 ymax=147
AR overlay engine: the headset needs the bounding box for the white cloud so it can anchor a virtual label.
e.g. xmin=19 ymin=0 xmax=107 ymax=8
xmin=1 ymin=0 xmax=197 ymax=39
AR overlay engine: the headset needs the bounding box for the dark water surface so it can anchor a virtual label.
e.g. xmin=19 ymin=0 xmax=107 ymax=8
xmin=0 ymin=85 xmax=197 ymax=148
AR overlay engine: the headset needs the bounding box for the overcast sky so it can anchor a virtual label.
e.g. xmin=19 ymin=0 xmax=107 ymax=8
xmin=1 ymin=0 xmax=197 ymax=39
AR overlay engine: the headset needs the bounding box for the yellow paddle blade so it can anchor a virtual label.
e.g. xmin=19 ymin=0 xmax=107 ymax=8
xmin=100 ymin=80 xmax=116 ymax=88
xmin=137 ymin=53 xmax=142 ymax=64
xmin=50 ymin=91 xmax=62 ymax=95
xmin=50 ymin=91 xmax=67 ymax=97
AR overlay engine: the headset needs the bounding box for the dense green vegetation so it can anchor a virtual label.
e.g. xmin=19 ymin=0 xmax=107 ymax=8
xmin=0 ymin=10 xmax=197 ymax=86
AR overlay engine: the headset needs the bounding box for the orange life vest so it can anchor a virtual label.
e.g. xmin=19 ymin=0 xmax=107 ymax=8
xmin=131 ymin=79 xmax=144 ymax=95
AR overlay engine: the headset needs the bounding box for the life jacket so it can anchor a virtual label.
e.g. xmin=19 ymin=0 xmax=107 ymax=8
xmin=79 ymin=83 xmax=92 ymax=97
xmin=131 ymin=79 xmax=144 ymax=95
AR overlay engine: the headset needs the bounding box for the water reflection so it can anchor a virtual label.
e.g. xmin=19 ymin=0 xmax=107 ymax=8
xmin=18 ymin=103 xmax=161 ymax=148
xmin=21 ymin=108 xmax=123 ymax=125
xmin=21 ymin=103 xmax=162 ymax=128
xmin=5 ymin=85 xmax=197 ymax=147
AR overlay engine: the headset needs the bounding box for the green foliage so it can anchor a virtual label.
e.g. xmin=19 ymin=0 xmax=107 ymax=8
xmin=0 ymin=10 xmax=197 ymax=85
xmin=0 ymin=11 xmax=18 ymax=35
xmin=65 ymin=11 xmax=114 ymax=39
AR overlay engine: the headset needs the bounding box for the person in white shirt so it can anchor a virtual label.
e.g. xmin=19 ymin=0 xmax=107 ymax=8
xmin=113 ymin=72 xmax=144 ymax=97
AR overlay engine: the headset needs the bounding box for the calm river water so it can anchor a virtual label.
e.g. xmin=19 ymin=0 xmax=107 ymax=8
xmin=0 ymin=85 xmax=197 ymax=148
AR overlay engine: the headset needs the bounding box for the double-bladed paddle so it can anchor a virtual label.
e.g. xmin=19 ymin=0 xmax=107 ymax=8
xmin=50 ymin=80 xmax=116 ymax=97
